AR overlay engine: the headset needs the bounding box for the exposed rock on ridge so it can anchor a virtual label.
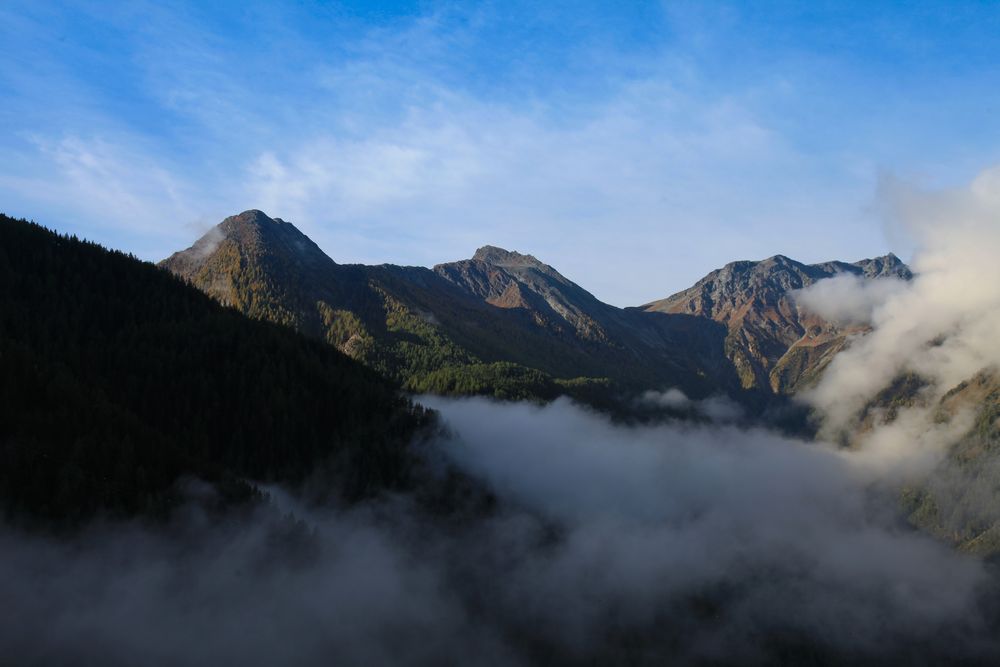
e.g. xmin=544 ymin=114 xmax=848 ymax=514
xmin=639 ymin=253 xmax=912 ymax=392
xmin=434 ymin=245 xmax=618 ymax=343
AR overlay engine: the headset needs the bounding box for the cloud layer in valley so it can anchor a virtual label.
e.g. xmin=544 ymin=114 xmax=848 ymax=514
xmin=2 ymin=395 xmax=994 ymax=665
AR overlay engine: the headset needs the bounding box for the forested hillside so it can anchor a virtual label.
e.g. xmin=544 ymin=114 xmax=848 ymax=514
xmin=0 ymin=214 xmax=431 ymax=526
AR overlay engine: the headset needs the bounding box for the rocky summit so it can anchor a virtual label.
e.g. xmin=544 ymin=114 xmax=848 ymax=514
xmin=640 ymin=253 xmax=911 ymax=393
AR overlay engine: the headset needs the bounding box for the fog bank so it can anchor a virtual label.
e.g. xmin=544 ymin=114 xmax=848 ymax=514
xmin=2 ymin=396 xmax=994 ymax=665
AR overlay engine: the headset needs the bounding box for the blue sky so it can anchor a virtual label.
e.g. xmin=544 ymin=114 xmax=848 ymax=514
xmin=3 ymin=1 xmax=1000 ymax=305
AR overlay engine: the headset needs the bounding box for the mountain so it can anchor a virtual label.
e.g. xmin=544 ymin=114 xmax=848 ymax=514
xmin=162 ymin=211 xmax=730 ymax=403
xmin=638 ymin=253 xmax=912 ymax=394
xmin=0 ymin=213 xmax=430 ymax=525
xmin=162 ymin=210 xmax=912 ymax=407
xmin=849 ymin=368 xmax=1000 ymax=556
xmin=434 ymin=245 xmax=622 ymax=343
xmin=28 ymin=207 xmax=995 ymax=560
xmin=161 ymin=210 xmax=381 ymax=356
xmin=912 ymin=370 xmax=1000 ymax=555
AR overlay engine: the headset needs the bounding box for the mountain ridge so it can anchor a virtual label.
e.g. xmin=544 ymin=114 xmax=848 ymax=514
xmin=161 ymin=210 xmax=911 ymax=404
xmin=638 ymin=252 xmax=911 ymax=392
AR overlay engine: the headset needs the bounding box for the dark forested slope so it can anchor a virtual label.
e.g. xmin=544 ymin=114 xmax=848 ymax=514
xmin=0 ymin=214 xmax=430 ymax=525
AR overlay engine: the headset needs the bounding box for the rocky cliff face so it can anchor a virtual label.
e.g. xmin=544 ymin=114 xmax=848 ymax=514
xmin=434 ymin=245 xmax=624 ymax=343
xmin=639 ymin=254 xmax=912 ymax=393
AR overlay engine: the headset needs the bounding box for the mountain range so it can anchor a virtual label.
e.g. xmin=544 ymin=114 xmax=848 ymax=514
xmin=9 ymin=209 xmax=998 ymax=665
xmin=162 ymin=215 xmax=1000 ymax=555
xmin=162 ymin=209 xmax=911 ymax=407
xmin=8 ymin=207 xmax=1000 ymax=558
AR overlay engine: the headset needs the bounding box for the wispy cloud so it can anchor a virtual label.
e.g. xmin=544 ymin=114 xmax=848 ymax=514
xmin=240 ymin=74 xmax=869 ymax=303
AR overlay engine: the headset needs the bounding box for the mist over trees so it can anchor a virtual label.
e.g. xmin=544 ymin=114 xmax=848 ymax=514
xmin=3 ymin=396 xmax=999 ymax=666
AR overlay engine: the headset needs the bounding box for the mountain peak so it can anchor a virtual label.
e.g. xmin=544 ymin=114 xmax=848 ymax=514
xmin=472 ymin=245 xmax=544 ymax=268
xmin=211 ymin=209 xmax=318 ymax=252
xmin=220 ymin=209 xmax=288 ymax=232
xmin=850 ymin=253 xmax=912 ymax=280
xmin=231 ymin=208 xmax=272 ymax=223
xmin=160 ymin=210 xmax=335 ymax=286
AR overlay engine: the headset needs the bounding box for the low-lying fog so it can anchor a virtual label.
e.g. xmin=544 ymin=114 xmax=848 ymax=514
xmin=2 ymin=395 xmax=994 ymax=665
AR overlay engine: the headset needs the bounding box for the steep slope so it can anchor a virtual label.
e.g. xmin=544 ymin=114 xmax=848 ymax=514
xmin=161 ymin=210 xmax=374 ymax=353
xmin=0 ymin=213 xmax=429 ymax=525
xmin=163 ymin=210 xmax=480 ymax=381
xmin=638 ymin=253 xmax=912 ymax=394
xmin=434 ymin=245 xmax=621 ymax=343
xmin=821 ymin=366 xmax=1000 ymax=557
xmin=856 ymin=370 xmax=1000 ymax=556
xmin=432 ymin=245 xmax=736 ymax=387
xmin=162 ymin=212 xmax=729 ymax=401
